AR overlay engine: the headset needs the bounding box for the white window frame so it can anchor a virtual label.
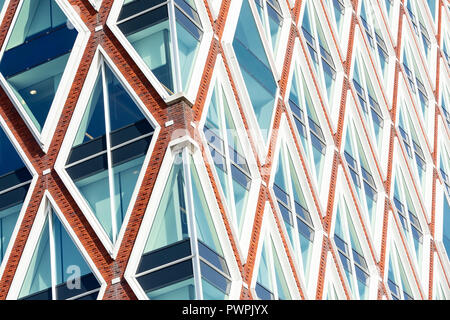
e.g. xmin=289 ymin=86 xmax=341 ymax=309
xmin=54 ymin=46 xmax=161 ymax=258
xmin=322 ymin=251 xmax=348 ymax=300
xmin=0 ymin=0 xmax=90 ymax=152
xmin=250 ymin=0 xmax=292 ymax=72
xmin=123 ymin=136 xmax=242 ymax=300
xmin=7 ymin=191 xmax=107 ymax=300
xmin=322 ymin=0 xmax=353 ymax=60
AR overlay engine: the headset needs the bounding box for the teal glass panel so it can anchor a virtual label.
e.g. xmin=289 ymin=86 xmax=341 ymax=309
xmin=0 ymin=204 xmax=21 ymax=262
xmin=0 ymin=126 xmax=31 ymax=264
xmin=190 ymin=155 xmax=223 ymax=256
xmin=232 ymin=0 xmax=277 ymax=142
xmin=202 ymin=278 xmax=227 ymax=300
xmin=75 ymin=169 xmax=113 ymax=239
xmin=19 ymin=218 xmax=52 ymax=299
xmin=271 ymin=240 xmax=291 ymax=299
xmin=146 ymin=278 xmax=195 ymax=300
xmin=73 ymin=73 xmax=105 ymax=147
xmin=105 ymin=64 xmax=145 ymax=132
xmin=144 ymin=157 xmax=188 ymax=254
xmin=176 ymin=14 xmax=200 ymax=90
xmin=443 ymin=195 xmax=450 ymax=256
xmin=119 ymin=6 xmax=173 ymax=92
xmin=1 ymin=0 xmax=77 ymax=133
xmin=113 ymin=155 xmax=145 ymax=237
xmin=52 ymin=211 xmax=92 ymax=284
xmin=257 ymin=240 xmax=272 ymax=292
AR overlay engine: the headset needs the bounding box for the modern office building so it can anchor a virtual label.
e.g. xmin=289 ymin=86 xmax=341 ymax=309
xmin=0 ymin=0 xmax=448 ymax=300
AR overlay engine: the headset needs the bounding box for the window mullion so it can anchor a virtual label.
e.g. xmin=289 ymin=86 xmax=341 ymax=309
xmin=181 ymin=148 xmax=203 ymax=300
xmin=101 ymin=62 xmax=118 ymax=244
xmin=47 ymin=207 xmax=58 ymax=300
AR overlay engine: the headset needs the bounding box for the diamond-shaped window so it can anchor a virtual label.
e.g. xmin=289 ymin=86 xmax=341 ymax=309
xmin=16 ymin=203 xmax=101 ymax=300
xmin=0 ymin=0 xmax=79 ymax=135
xmin=201 ymin=61 xmax=259 ymax=249
xmin=116 ymin=0 xmax=204 ymax=95
xmin=63 ymin=56 xmax=156 ymax=246
xmin=0 ymin=124 xmax=33 ymax=267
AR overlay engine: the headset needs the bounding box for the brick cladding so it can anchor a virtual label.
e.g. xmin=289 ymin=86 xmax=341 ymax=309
xmin=0 ymin=0 xmax=448 ymax=300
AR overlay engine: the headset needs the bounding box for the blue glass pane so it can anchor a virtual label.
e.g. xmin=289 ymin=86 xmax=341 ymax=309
xmin=190 ymin=156 xmax=223 ymax=256
xmin=144 ymin=159 xmax=189 ymax=254
xmin=105 ymin=65 xmax=145 ymax=133
xmin=19 ymin=218 xmax=52 ymax=299
xmin=52 ymin=211 xmax=91 ymax=284
xmin=232 ymin=0 xmax=277 ymax=141
xmin=0 ymin=0 xmax=78 ymax=133
xmin=118 ymin=5 xmax=174 ymax=93
xmin=73 ymin=73 xmax=106 ymax=147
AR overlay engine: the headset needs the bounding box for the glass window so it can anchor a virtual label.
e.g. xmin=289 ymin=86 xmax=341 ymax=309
xmin=397 ymin=103 xmax=427 ymax=191
xmin=117 ymin=0 xmax=203 ymax=94
xmin=232 ymin=0 xmax=278 ymax=142
xmin=65 ymin=60 xmax=154 ymax=244
xmin=288 ymin=66 xmax=327 ymax=187
xmin=387 ymin=242 xmax=414 ymax=300
xmin=0 ymin=126 xmax=32 ymax=265
xmin=333 ymin=198 xmax=371 ymax=299
xmin=401 ymin=44 xmax=431 ymax=124
xmin=352 ymin=55 xmax=384 ymax=154
xmin=273 ymin=141 xmax=315 ymax=284
xmin=0 ymin=0 xmax=78 ymax=133
xmin=392 ymin=168 xmax=424 ymax=272
xmin=18 ymin=206 xmax=101 ymax=300
xmin=302 ymin=0 xmax=337 ymax=104
xmin=343 ymin=121 xmax=378 ymax=230
xmin=136 ymin=152 xmax=232 ymax=300
xmin=359 ymin=0 xmax=390 ymax=84
xmin=255 ymin=234 xmax=291 ymax=300
xmin=203 ymin=80 xmax=251 ymax=238
xmin=324 ymin=0 xmax=345 ymax=38
xmin=254 ymin=0 xmax=283 ymax=58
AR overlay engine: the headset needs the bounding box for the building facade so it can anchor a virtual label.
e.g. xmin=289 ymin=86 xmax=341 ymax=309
xmin=0 ymin=0 xmax=448 ymax=300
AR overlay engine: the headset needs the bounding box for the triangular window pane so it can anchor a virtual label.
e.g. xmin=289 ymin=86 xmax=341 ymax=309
xmin=19 ymin=208 xmax=100 ymax=300
xmin=0 ymin=0 xmax=78 ymax=132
